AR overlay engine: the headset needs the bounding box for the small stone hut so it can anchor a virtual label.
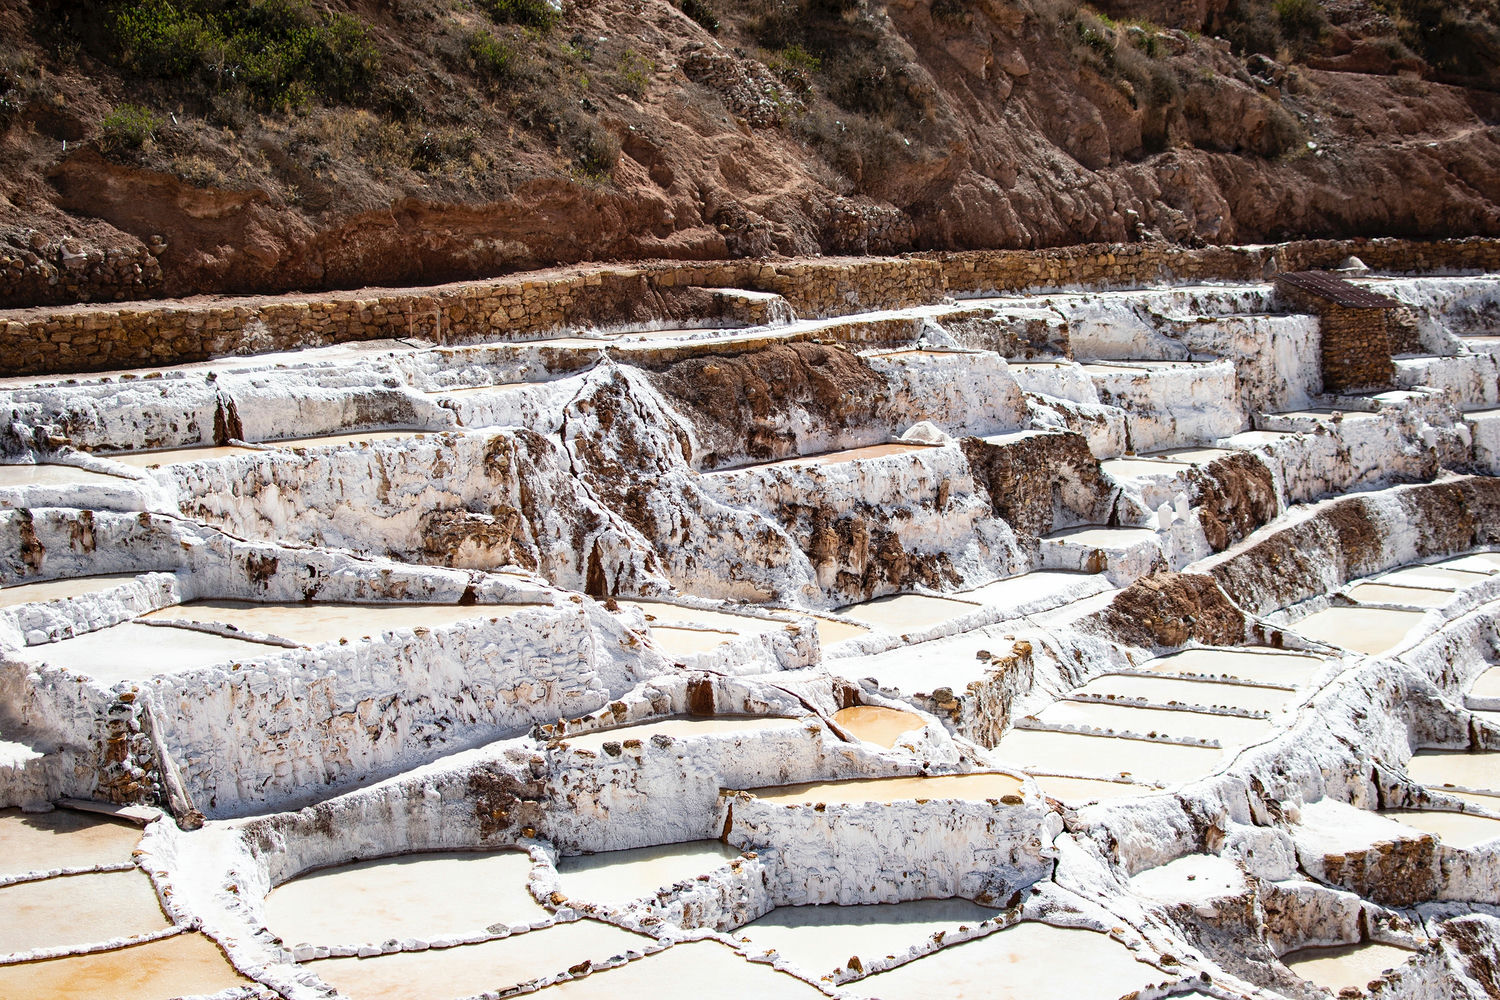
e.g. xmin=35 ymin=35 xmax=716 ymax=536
xmin=1274 ymin=270 xmax=1403 ymax=394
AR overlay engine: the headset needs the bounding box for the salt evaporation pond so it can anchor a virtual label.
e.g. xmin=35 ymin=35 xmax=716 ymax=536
xmin=760 ymin=442 xmax=939 ymax=468
xmin=992 ymin=729 xmax=1224 ymax=784
xmin=0 ymin=807 xmax=141 ymax=876
xmin=837 ymin=593 xmax=980 ymax=632
xmin=832 ymin=706 xmax=927 ymax=747
xmin=1438 ymin=552 xmax=1500 ymax=574
xmin=265 ymin=850 xmax=545 ymax=946
xmin=1034 ymin=700 xmax=1274 ymax=745
xmin=1138 ymin=647 xmax=1323 ymax=686
xmin=736 ymin=899 xmax=1000 ymax=975
xmin=1281 ymin=941 xmax=1416 ymax=993
xmin=554 ymin=841 xmax=741 ymax=907
xmin=143 ymin=600 xmax=528 ymax=645
xmin=427 ymin=382 xmax=529 ymax=396
xmin=846 ymin=919 xmax=1162 ymax=1000
xmin=1029 ymin=774 xmax=1160 ymax=803
xmin=0 ymin=463 xmax=131 ymax=487
xmin=100 ymin=445 xmax=262 ymax=467
xmin=1043 ymin=525 xmax=1159 ymax=547
xmin=1100 ymin=458 xmax=1191 ymax=479
xmin=557 ymin=716 xmax=804 ymax=754
xmin=1381 ymin=809 xmax=1500 ymax=848
xmin=1469 ymin=665 xmax=1500 ymax=700
xmin=742 ymin=772 xmax=1022 ymax=806
xmin=0 ymin=932 xmax=249 ymax=999
xmin=1346 ymin=582 xmax=1453 ymax=608
xmin=0 ymin=869 xmax=169 ymax=953
xmin=18 ymin=622 xmax=279 ymax=683
xmin=1070 ymin=673 xmax=1294 ymax=713
xmin=308 ymin=919 xmax=652 ymax=1000
xmin=1285 ymin=607 xmax=1427 ymax=655
xmin=531 ymin=939 xmax=827 ymax=999
xmin=647 ymin=626 xmax=739 ymax=656
xmin=259 ymin=429 xmax=427 ymax=449
xmin=0 ymin=574 xmax=141 ymax=607
xmin=1377 ymin=564 xmax=1491 ymax=590
xmin=1406 ymin=750 xmax=1500 ymax=794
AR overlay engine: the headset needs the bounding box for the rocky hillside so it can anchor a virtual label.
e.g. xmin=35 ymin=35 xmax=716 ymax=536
xmin=1 ymin=0 xmax=1498 ymax=304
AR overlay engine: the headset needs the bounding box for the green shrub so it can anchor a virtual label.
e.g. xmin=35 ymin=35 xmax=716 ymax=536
xmin=98 ymin=102 xmax=161 ymax=151
xmin=616 ymin=49 xmax=653 ymax=98
xmin=477 ymin=0 xmax=559 ymax=31
xmin=678 ymin=0 xmax=719 ymax=34
xmin=468 ymin=29 xmax=519 ymax=83
xmin=1273 ymin=0 xmax=1325 ymax=42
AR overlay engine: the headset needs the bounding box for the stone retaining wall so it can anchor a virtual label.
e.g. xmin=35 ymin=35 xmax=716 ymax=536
xmin=3 ymin=237 xmax=1499 ymax=377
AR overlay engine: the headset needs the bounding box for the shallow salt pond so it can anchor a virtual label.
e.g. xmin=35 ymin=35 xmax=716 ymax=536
xmin=1405 ymin=750 xmax=1500 ymax=795
xmin=18 ymin=621 xmax=282 ymax=682
xmin=1043 ymin=525 xmax=1159 ymax=548
xmin=531 ymin=939 xmax=827 ymax=999
xmin=992 ymin=729 xmax=1224 ymax=784
xmin=736 ymin=899 xmax=1000 ymax=975
xmin=258 ymin=429 xmax=427 ymax=449
xmin=1072 ymin=673 xmax=1295 ymax=714
xmin=309 ymin=919 xmax=653 ymax=1000
xmin=99 ymin=445 xmax=263 ymax=467
xmin=1281 ymin=941 xmax=1416 ymax=993
xmin=1149 ymin=446 xmax=1234 ymax=463
xmin=740 ymin=772 xmax=1022 ymax=806
xmin=647 ymin=626 xmax=739 ymax=656
xmin=265 ymin=850 xmax=545 ymax=947
xmin=426 ymin=382 xmax=530 ymax=396
xmin=1137 ymin=647 xmax=1323 ymax=686
xmin=0 ymin=574 xmax=141 ymax=608
xmin=142 ymin=600 xmax=527 ymax=645
xmin=837 ymin=593 xmax=980 ymax=632
xmin=1033 ymin=700 xmax=1274 ymax=745
xmin=833 ymin=706 xmax=927 ymax=747
xmin=556 ymin=716 xmax=804 ymax=755
xmin=0 ymin=807 xmax=141 ymax=877
xmin=0 ymin=463 xmax=132 ymax=487
xmin=1346 ymin=582 xmax=1453 ymax=608
xmin=554 ymin=841 xmax=741 ymax=907
xmin=0 ymin=932 xmax=250 ymax=999
xmin=1377 ymin=564 xmax=1492 ymax=590
xmin=1469 ymin=666 xmax=1500 ymax=701
xmin=1436 ymin=552 xmax=1500 ymax=574
xmin=1380 ymin=809 xmax=1500 ymax=848
xmin=0 ymin=869 xmax=169 ymax=953
xmin=1100 ymin=458 xmax=1191 ymax=479
xmin=621 ymin=601 xmax=785 ymax=636
xmin=1029 ymin=774 xmax=1160 ymax=803
xmin=721 ymin=442 xmax=939 ymax=474
xmin=846 ymin=919 xmax=1162 ymax=1000
xmin=1285 ymin=606 xmax=1427 ymax=655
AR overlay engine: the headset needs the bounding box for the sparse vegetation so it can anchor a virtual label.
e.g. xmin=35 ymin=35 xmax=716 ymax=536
xmin=476 ymin=0 xmax=559 ymax=31
xmin=98 ymin=101 xmax=161 ymax=152
xmin=678 ymin=0 xmax=719 ymax=34
xmin=616 ymin=48 xmax=653 ymax=98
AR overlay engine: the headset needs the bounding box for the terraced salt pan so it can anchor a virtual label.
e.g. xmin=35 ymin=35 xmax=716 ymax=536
xmin=264 ymin=850 xmax=546 ymax=947
xmin=847 ymin=920 xmax=1162 ymax=1000
xmin=1138 ymin=647 xmax=1323 ymax=686
xmin=17 ymin=621 xmax=281 ymax=682
xmin=1448 ymin=789 xmax=1500 ymax=813
xmin=740 ymin=772 xmax=1023 ymax=806
xmin=715 ymin=442 xmax=938 ymax=474
xmin=1434 ymin=552 xmax=1500 ymax=574
xmin=837 ymin=593 xmax=980 ymax=633
xmin=1030 ymin=774 xmax=1161 ymax=802
xmin=554 ymin=841 xmax=741 ymax=907
xmin=0 ymin=808 xmax=141 ymax=877
xmin=0 ymin=869 xmax=169 ymax=953
xmin=621 ymin=601 xmax=786 ymax=637
xmin=426 ymin=383 xmax=529 ymax=396
xmin=0 ymin=574 xmax=140 ymax=607
xmin=1346 ymin=582 xmax=1453 ymax=608
xmin=257 ymin=429 xmax=428 ymax=449
xmin=142 ymin=600 xmax=529 ymax=645
xmin=1379 ymin=809 xmax=1500 ymax=848
xmin=832 ymin=706 xmax=927 ymax=747
xmin=0 ymin=932 xmax=249 ymax=1000
xmin=648 ymin=627 xmax=739 ymax=656
xmin=1469 ymin=666 xmax=1500 ymax=701
xmin=1281 ymin=942 xmax=1417 ymax=993
xmin=806 ymin=616 xmax=870 ymax=646
xmin=1149 ymin=446 xmax=1234 ymax=463
xmin=1033 ymin=700 xmax=1275 ymax=745
xmin=955 ymin=570 xmax=1104 ymax=611
xmin=736 ymin=899 xmax=1000 ymax=975
xmin=992 ymin=729 xmax=1225 ymax=784
xmin=1044 ymin=525 xmax=1159 ymax=547
xmin=1406 ymin=750 xmax=1500 ymax=795
xmin=0 ymin=464 xmax=130 ymax=487
xmin=556 ymin=716 xmax=804 ymax=754
xmin=1285 ymin=607 xmax=1428 ymax=655
xmin=1072 ymin=673 xmax=1295 ymax=713
xmin=1100 ymin=458 xmax=1191 ymax=479
xmin=1376 ymin=564 xmax=1492 ymax=590
xmin=309 ymin=919 xmax=653 ymax=1000
xmin=531 ymin=939 xmax=827 ymax=999
xmin=99 ymin=445 xmax=263 ymax=467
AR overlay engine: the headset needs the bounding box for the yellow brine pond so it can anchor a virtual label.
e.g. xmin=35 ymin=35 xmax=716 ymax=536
xmin=0 ymin=933 xmax=250 ymax=1000
xmin=735 ymin=899 xmax=1000 ymax=976
xmin=0 ymin=807 xmax=142 ymax=878
xmin=99 ymin=445 xmax=262 ymax=467
xmin=0 ymin=869 xmax=170 ymax=953
xmin=832 ymin=706 xmax=928 ymax=747
xmin=836 ymin=593 xmax=981 ymax=633
xmin=1405 ymin=750 xmax=1500 ymax=795
xmin=1379 ymin=809 xmax=1500 ymax=849
xmin=0 ymin=574 xmax=142 ymax=608
xmin=554 ymin=841 xmax=741 ymax=907
xmin=1281 ymin=941 xmax=1416 ymax=993
xmin=0 ymin=463 xmax=132 ymax=487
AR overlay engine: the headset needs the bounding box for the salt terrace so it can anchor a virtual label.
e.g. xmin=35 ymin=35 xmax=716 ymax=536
xmin=5 ymin=241 xmax=1500 ymax=999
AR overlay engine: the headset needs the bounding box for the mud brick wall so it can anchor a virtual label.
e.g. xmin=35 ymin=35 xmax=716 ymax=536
xmin=1317 ymin=304 xmax=1396 ymax=393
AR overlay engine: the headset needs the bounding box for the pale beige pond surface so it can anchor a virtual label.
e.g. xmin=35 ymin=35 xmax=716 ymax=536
xmin=259 ymin=429 xmax=427 ymax=449
xmin=426 ymin=383 xmax=530 ymax=396
xmin=1347 ymin=582 xmax=1453 ymax=609
xmin=1380 ymin=809 xmax=1500 ymax=848
xmin=808 ymin=616 xmax=871 ymax=646
xmin=1406 ymin=750 xmax=1500 ymax=794
xmin=0 ymin=574 xmax=141 ymax=608
xmin=555 ymin=841 xmax=741 ymax=907
xmin=0 ymin=932 xmax=250 ymax=999
xmin=143 ymin=600 xmax=520 ymax=645
xmin=833 ymin=706 xmax=927 ymax=747
xmin=0 ymin=464 xmax=132 ymax=487
xmin=0 ymin=807 xmax=142 ymax=877
xmin=837 ymin=593 xmax=980 ymax=632
xmin=19 ymin=622 xmax=281 ymax=682
xmin=848 ymin=920 xmax=1161 ymax=1000
xmin=647 ymin=626 xmax=738 ymax=656
xmin=1073 ymin=674 xmax=1294 ymax=713
xmin=1100 ymin=458 xmax=1191 ymax=479
xmin=1029 ymin=774 xmax=1160 ymax=803
xmin=622 ymin=601 xmax=783 ymax=636
xmin=266 ymin=851 xmax=545 ymax=946
xmin=736 ymin=899 xmax=1000 ymax=975
xmin=1034 ymin=700 xmax=1274 ymax=745
xmin=1282 ymin=942 xmax=1416 ymax=993
xmin=100 ymin=445 xmax=263 ymax=467
xmin=557 ymin=716 xmax=805 ymax=755
xmin=992 ymin=729 xmax=1224 ymax=784
xmin=1139 ymin=647 xmax=1324 ymax=686
xmin=532 ymin=940 xmax=827 ymax=999
xmin=0 ymin=869 xmax=169 ymax=953
xmin=1378 ymin=564 xmax=1491 ymax=590
xmin=761 ymin=442 xmax=938 ymax=469
xmin=1150 ymin=447 xmax=1234 ymax=463
xmin=1286 ymin=606 xmax=1427 ymax=655
xmin=1438 ymin=552 xmax=1500 ymax=574
xmin=310 ymin=919 xmax=652 ymax=1000
xmin=742 ymin=772 xmax=1022 ymax=806
xmin=1449 ymin=789 xmax=1500 ymax=812
xmin=1043 ymin=525 xmax=1159 ymax=547
xmin=1470 ymin=666 xmax=1500 ymax=701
